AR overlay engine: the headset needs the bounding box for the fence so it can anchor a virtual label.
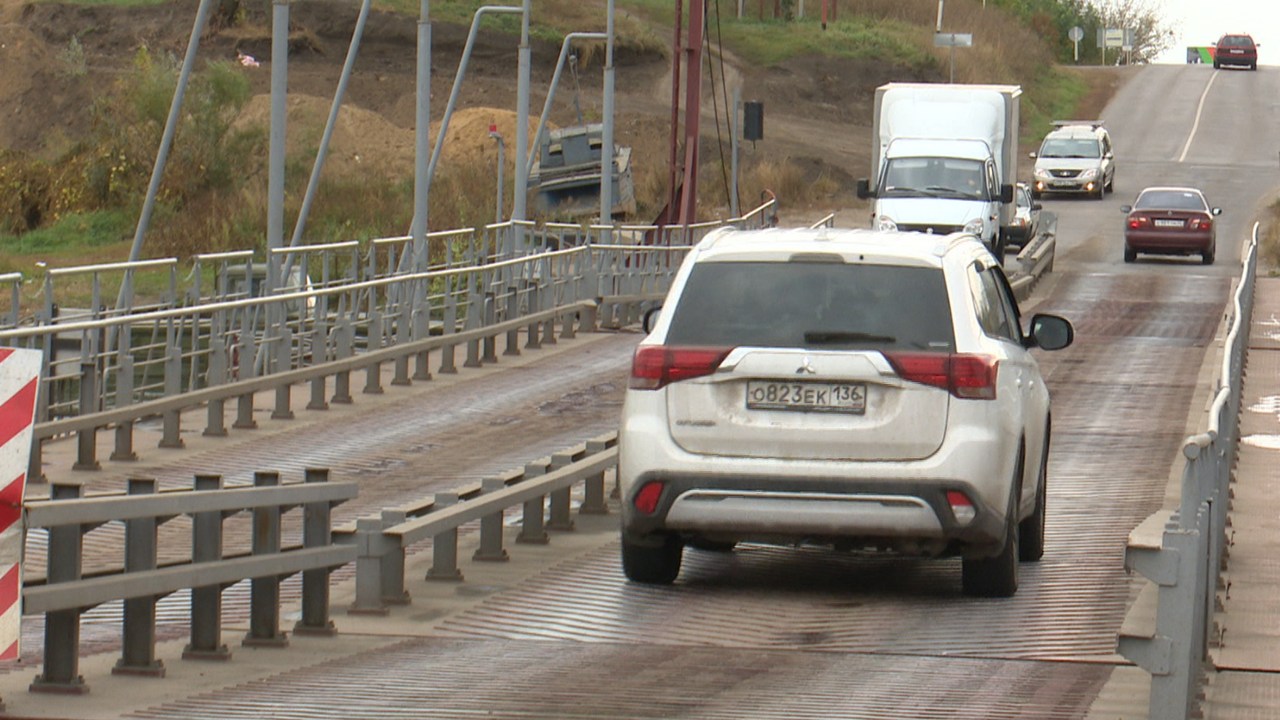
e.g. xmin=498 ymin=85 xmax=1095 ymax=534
xmin=1116 ymin=222 xmax=1258 ymax=719
xmin=21 ymin=469 xmax=357 ymax=693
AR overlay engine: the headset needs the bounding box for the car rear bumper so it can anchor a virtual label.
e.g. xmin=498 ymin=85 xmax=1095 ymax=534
xmin=1125 ymin=229 xmax=1213 ymax=253
xmin=1216 ymin=54 xmax=1256 ymax=66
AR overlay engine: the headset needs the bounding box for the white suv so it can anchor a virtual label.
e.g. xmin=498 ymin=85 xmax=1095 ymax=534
xmin=1031 ymin=121 xmax=1115 ymax=200
xmin=618 ymin=227 xmax=1074 ymax=597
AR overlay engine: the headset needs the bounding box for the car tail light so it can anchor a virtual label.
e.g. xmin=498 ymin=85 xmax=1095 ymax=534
xmin=633 ymin=481 xmax=665 ymax=515
xmin=629 ymin=346 xmax=734 ymax=390
xmin=1128 ymin=215 xmax=1150 ymax=229
xmin=947 ymin=490 xmax=976 ymax=525
xmin=884 ymin=352 xmax=999 ymax=400
xmin=1189 ymin=216 xmax=1212 ymax=230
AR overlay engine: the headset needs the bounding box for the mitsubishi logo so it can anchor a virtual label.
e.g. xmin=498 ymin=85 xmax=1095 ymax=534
xmin=797 ymin=356 xmax=817 ymax=375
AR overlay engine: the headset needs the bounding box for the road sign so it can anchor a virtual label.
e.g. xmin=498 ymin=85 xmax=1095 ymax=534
xmin=934 ymin=32 xmax=973 ymax=47
xmin=0 ymin=347 xmax=40 ymax=662
xmin=1068 ymin=26 xmax=1084 ymax=42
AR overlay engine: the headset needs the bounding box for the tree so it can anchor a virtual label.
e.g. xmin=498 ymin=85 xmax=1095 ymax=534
xmin=1088 ymin=0 xmax=1174 ymax=63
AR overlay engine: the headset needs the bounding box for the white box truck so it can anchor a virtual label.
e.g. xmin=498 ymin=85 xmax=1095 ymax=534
xmin=856 ymin=83 xmax=1021 ymax=257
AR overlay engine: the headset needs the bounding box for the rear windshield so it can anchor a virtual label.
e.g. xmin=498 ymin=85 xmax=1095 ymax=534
xmin=1134 ymin=190 xmax=1207 ymax=211
xmin=1219 ymin=36 xmax=1254 ymax=48
xmin=664 ymin=261 xmax=955 ymax=352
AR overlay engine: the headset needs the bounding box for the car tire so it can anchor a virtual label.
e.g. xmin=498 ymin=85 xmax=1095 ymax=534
xmin=1093 ymin=183 xmax=1105 ymax=200
xmin=1202 ymin=247 xmax=1215 ymax=265
xmin=962 ymin=451 xmax=1023 ymax=598
xmin=1019 ymin=438 xmax=1049 ymax=562
xmin=622 ymin=535 xmax=683 ymax=584
xmin=962 ymin=500 xmax=1020 ymax=598
xmin=1105 ymin=174 xmax=1114 ymax=194
xmin=1124 ymin=246 xmax=1137 ymax=263
xmin=1213 ymin=60 xmax=1220 ymax=69
xmin=992 ymin=235 xmax=1006 ymax=260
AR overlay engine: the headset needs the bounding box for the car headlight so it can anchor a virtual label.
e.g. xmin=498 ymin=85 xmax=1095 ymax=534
xmin=963 ymin=219 xmax=985 ymax=235
xmin=1011 ymin=218 xmax=1026 ymax=227
xmin=1033 ymin=168 xmax=1051 ymax=179
xmin=1080 ymin=168 xmax=1099 ymax=180
xmin=876 ymin=216 xmax=898 ymax=232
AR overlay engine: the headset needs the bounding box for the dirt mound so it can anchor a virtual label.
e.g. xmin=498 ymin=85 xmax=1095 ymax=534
xmin=232 ymin=96 xmax=546 ymax=180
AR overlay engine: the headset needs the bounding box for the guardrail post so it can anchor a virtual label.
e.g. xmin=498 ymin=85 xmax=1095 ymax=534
xmin=308 ymin=374 xmax=329 ymax=411
xmin=204 ymin=336 xmax=229 ymax=437
xmin=579 ymin=301 xmax=598 ymax=334
xmin=526 ymin=285 xmax=543 ymax=350
xmin=377 ymin=509 xmax=411 ymax=606
xmin=234 ymin=389 xmax=258 ymax=430
xmin=540 ymin=286 xmax=557 ymax=347
xmin=30 ymin=482 xmax=88 ymax=694
xmin=504 ymin=289 xmax=521 ymax=356
xmin=547 ymin=451 xmax=576 ymax=532
xmin=439 ymin=295 xmax=458 ymax=374
xmin=426 ymin=492 xmax=465 ymax=581
xmin=73 ymin=361 xmax=101 ymax=471
xmin=160 ymin=345 xmax=185 ymax=448
xmin=243 ymin=471 xmax=288 ymax=648
xmin=413 ymin=305 xmax=432 ymax=381
xmin=464 ymin=292 xmax=483 ymax=369
xmin=364 ymin=311 xmax=386 ymax=395
xmin=111 ymin=353 xmax=139 ymax=461
xmin=579 ymin=437 xmax=611 ymax=515
xmin=294 ymin=467 xmax=338 ymax=636
xmin=516 ymin=461 xmax=550 ymax=545
xmin=114 ymin=477 xmax=165 ymax=677
xmin=481 ymin=294 xmax=498 ymax=363
xmin=272 ymin=326 xmax=295 ymax=419
xmin=184 ymin=473 xmax=231 ymax=660
xmin=392 ymin=311 xmax=412 ymax=387
xmin=560 ymin=306 xmax=577 ymax=340
xmin=332 ymin=320 xmax=354 ymax=404
xmin=473 ymin=477 xmax=510 ymax=562
xmin=349 ymin=516 xmax=392 ymax=616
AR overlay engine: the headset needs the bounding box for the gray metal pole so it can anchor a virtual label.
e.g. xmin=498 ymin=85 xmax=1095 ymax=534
xmin=287 ymin=0 xmax=373 ymax=260
xmin=526 ymin=32 xmax=608 ymax=180
xmin=116 ymin=0 xmax=215 ymax=308
xmin=491 ymin=130 xmax=505 ymax=223
xmin=267 ymin=0 xmax=290 ymax=295
xmin=512 ymin=0 xmax=531 ymax=222
xmin=411 ymin=0 xmax=432 ymax=272
xmin=730 ymin=85 xmax=740 ymax=218
xmin=599 ymin=0 xmax=616 ymax=224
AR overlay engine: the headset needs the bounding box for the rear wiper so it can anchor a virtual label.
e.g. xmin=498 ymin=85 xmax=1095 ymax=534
xmin=804 ymin=331 xmax=896 ymax=345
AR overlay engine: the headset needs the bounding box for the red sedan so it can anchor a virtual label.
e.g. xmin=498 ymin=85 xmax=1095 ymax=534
xmin=1122 ymin=187 xmax=1221 ymax=265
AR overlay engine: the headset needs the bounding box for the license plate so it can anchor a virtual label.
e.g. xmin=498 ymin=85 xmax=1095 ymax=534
xmin=1230 ymin=49 xmax=1244 ymax=54
xmin=1154 ymin=219 xmax=1184 ymax=228
xmin=746 ymin=381 xmax=866 ymax=414
xmin=1051 ymin=181 xmax=1074 ymax=188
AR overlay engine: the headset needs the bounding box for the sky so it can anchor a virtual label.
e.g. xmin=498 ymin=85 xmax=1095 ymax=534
xmin=1152 ymin=0 xmax=1280 ymax=64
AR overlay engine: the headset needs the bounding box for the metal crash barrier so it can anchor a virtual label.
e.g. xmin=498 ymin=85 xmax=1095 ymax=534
xmin=1117 ymin=223 xmax=1258 ymax=719
xmin=22 ymin=469 xmax=357 ymax=692
xmin=340 ymin=432 xmax=617 ymax=614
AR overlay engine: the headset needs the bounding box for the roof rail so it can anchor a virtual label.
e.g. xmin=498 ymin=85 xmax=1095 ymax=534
xmin=1050 ymin=120 xmax=1105 ymax=129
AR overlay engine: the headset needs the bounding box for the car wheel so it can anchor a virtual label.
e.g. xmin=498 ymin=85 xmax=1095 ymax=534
xmin=962 ymin=501 xmax=1020 ymax=598
xmin=1124 ymin=245 xmax=1137 ymax=263
xmin=1018 ymin=438 xmax=1049 ymax=562
xmin=992 ymin=235 xmax=1006 ymax=260
xmin=1202 ymin=247 xmax=1215 ymax=265
xmin=962 ymin=452 xmax=1023 ymax=598
xmin=1105 ymin=174 xmax=1114 ymax=193
xmin=1251 ymin=63 xmax=1258 ymax=71
xmin=622 ymin=535 xmax=683 ymax=584
xmin=1093 ymin=183 xmax=1105 ymax=200
xmin=1213 ymin=60 xmax=1220 ymax=69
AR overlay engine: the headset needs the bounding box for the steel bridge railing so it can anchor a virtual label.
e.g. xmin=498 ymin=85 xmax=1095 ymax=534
xmin=1117 ymin=222 xmax=1258 ymax=719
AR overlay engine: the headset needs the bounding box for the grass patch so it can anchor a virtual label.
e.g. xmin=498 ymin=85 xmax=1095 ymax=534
xmin=1262 ymin=199 xmax=1280 ymax=275
xmin=718 ymin=16 xmax=932 ymax=68
xmin=1019 ymin=67 xmax=1088 ymax=151
xmin=0 ymin=209 xmax=132 ymax=259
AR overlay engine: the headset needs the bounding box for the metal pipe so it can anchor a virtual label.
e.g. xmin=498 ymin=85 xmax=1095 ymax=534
xmin=285 ymin=0 xmax=374 ymax=271
xmin=411 ymin=0 xmax=432 ymax=273
xmin=490 ymin=128 xmax=506 ymax=223
xmin=118 ymin=0 xmax=216 ymax=298
xmin=525 ymin=32 xmax=608 ymax=180
xmin=599 ymin=0 xmax=616 ymax=224
xmin=513 ymin=0 xmax=532 ymax=222
xmin=267 ymin=0 xmax=290 ymax=296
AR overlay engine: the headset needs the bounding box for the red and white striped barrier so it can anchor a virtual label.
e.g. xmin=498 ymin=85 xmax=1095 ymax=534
xmin=0 ymin=348 xmax=40 ymax=661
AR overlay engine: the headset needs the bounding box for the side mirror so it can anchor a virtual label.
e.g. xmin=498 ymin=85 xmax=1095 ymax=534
xmin=999 ymin=184 xmax=1014 ymax=204
xmin=856 ymin=178 xmax=872 ymax=200
xmin=1028 ymin=152 xmax=1038 ymax=159
xmin=1027 ymin=313 xmax=1074 ymax=351
xmin=1120 ymin=205 xmax=1133 ymax=213
xmin=1031 ymin=203 xmax=1043 ymax=211
xmin=1212 ymin=207 xmax=1223 ymax=216
xmin=643 ymin=306 xmax=663 ymax=334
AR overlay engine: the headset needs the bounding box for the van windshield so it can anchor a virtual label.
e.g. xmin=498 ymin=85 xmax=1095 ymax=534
xmin=881 ymin=158 xmax=987 ymax=200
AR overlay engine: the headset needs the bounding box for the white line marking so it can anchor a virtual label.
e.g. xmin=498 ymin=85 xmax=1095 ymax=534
xmin=1178 ymin=70 xmax=1220 ymax=163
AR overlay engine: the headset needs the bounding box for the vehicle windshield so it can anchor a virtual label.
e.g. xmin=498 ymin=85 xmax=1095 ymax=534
xmin=1134 ymin=190 xmax=1208 ymax=211
xmin=1038 ymin=137 xmax=1101 ymax=159
xmin=881 ymin=157 xmax=988 ymax=200
xmin=1016 ymin=188 xmax=1031 ymax=209
xmin=664 ymin=261 xmax=955 ymax=352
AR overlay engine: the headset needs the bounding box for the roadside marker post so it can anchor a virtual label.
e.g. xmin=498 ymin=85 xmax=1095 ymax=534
xmin=0 ymin=348 xmax=41 ymax=663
